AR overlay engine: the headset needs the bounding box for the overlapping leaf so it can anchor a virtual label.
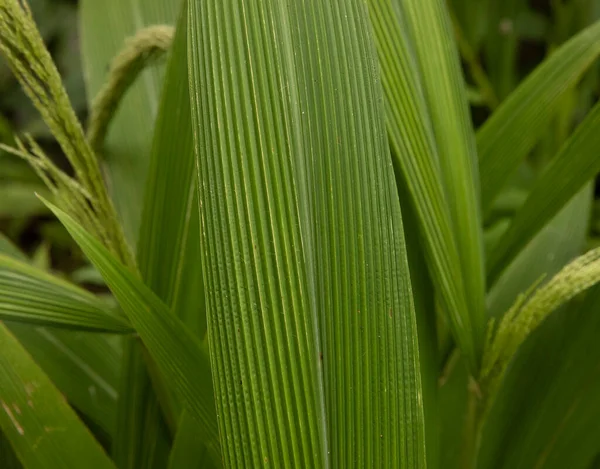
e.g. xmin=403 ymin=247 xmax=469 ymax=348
xmin=367 ymin=0 xmax=479 ymax=370
xmin=0 ymin=322 xmax=116 ymax=469
xmin=0 ymin=254 xmax=130 ymax=332
xmin=46 ymin=202 xmax=220 ymax=464
xmin=477 ymin=19 xmax=600 ymax=213
xmin=487 ymin=101 xmax=600 ymax=283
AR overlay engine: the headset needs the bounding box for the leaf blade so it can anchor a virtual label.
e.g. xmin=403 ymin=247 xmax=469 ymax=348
xmin=0 ymin=322 xmax=116 ymax=469
xmin=477 ymin=19 xmax=600 ymax=212
xmin=0 ymin=254 xmax=131 ymax=333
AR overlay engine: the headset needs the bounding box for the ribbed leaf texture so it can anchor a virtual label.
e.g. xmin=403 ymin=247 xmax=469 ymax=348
xmin=367 ymin=0 xmax=478 ymax=370
xmin=0 ymin=322 xmax=116 ymax=469
xmin=188 ymin=0 xmax=425 ymax=467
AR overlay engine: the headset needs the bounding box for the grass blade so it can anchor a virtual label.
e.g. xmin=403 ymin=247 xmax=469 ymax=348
xmin=367 ymin=0 xmax=479 ymax=370
xmin=399 ymin=0 xmax=486 ymax=360
xmin=477 ymin=20 xmax=600 ymax=213
xmin=137 ymin=1 xmax=205 ymax=338
xmin=7 ymin=324 xmax=121 ymax=436
xmin=0 ymin=322 xmax=116 ymax=469
xmin=189 ymin=0 xmax=425 ymax=466
xmin=0 ymin=254 xmax=130 ymax=332
xmin=487 ymin=101 xmax=600 ymax=283
xmin=45 ymin=201 xmax=221 ymax=464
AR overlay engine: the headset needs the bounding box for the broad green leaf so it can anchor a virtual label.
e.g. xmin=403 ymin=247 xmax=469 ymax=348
xmin=137 ymin=2 xmax=205 ymax=338
xmin=487 ymin=101 xmax=600 ymax=283
xmin=45 ymin=201 xmax=220 ymax=463
xmin=7 ymin=324 xmax=121 ymax=436
xmin=400 ymin=0 xmax=486 ymax=359
xmin=0 ymin=254 xmax=130 ymax=332
xmin=80 ymin=0 xmax=182 ymax=245
xmin=477 ymin=20 xmax=600 ymax=213
xmin=0 ymin=322 xmax=116 ymax=469
xmin=478 ymin=286 xmax=600 ymax=469
xmin=367 ymin=0 xmax=478 ymax=370
xmin=189 ymin=0 xmax=424 ymax=467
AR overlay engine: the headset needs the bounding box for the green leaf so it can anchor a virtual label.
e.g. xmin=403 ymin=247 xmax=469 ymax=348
xmin=486 ymin=186 xmax=592 ymax=320
xmin=168 ymin=412 xmax=213 ymax=469
xmin=0 ymin=322 xmax=116 ymax=469
xmin=1 ymin=222 xmax=119 ymax=436
xmin=80 ymin=0 xmax=182 ymax=245
xmin=134 ymin=5 xmax=207 ymax=466
xmin=0 ymin=254 xmax=131 ymax=332
xmin=399 ymin=0 xmax=487 ymax=361
xmin=112 ymin=339 xmax=171 ymax=469
xmin=487 ymin=101 xmax=600 ymax=283
xmin=6 ymin=324 xmax=121 ymax=436
xmin=189 ymin=0 xmax=425 ymax=466
xmin=80 ymin=5 xmax=187 ymax=464
xmin=137 ymin=1 xmax=205 ymax=338
xmin=477 ymin=19 xmax=600 ymax=213
xmin=478 ymin=286 xmax=600 ymax=469
xmin=367 ymin=0 xmax=479 ymax=370
xmin=44 ymin=201 xmax=220 ymax=464
xmin=401 ymin=183 xmax=440 ymax=469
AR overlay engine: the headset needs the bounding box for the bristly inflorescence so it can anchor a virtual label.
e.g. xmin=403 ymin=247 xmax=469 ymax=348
xmin=0 ymin=0 xmax=136 ymax=269
xmin=480 ymin=246 xmax=600 ymax=415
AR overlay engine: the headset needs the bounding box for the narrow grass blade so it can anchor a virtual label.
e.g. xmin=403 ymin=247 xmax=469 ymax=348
xmin=399 ymin=0 xmax=487 ymax=359
xmin=80 ymin=5 xmax=184 ymax=460
xmin=0 ymin=254 xmax=130 ymax=332
xmin=0 ymin=322 xmax=116 ymax=469
xmin=488 ymin=101 xmax=600 ymax=283
xmin=401 ymin=183 xmax=440 ymax=469
xmin=113 ymin=340 xmax=171 ymax=469
xmin=137 ymin=2 xmax=205 ymax=338
xmin=0 ymin=218 xmax=120 ymax=437
xmin=134 ymin=5 xmax=208 ymax=465
xmin=478 ymin=20 xmax=600 ymax=213
xmin=7 ymin=324 xmax=121 ymax=436
xmin=80 ymin=0 xmax=182 ymax=244
xmin=367 ymin=0 xmax=478 ymax=370
xmin=189 ymin=0 xmax=425 ymax=466
xmin=45 ymin=201 xmax=220 ymax=463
